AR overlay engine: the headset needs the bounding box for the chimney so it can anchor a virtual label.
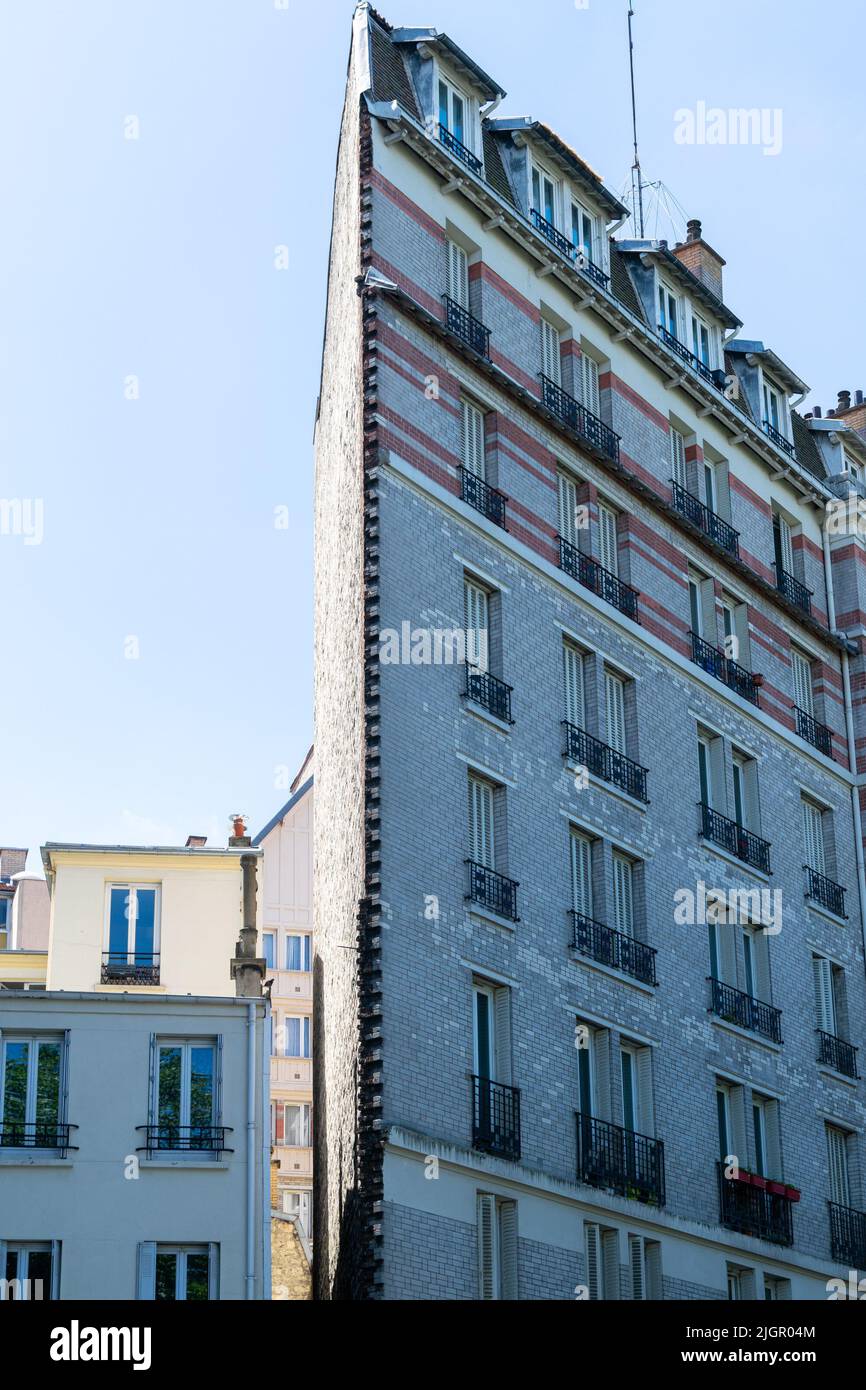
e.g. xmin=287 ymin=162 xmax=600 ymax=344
xmin=230 ymin=852 xmax=266 ymax=998
xmin=0 ymin=848 xmax=27 ymax=882
xmin=185 ymin=835 xmax=207 ymax=849
xmin=813 ymin=406 xmax=822 ymax=418
xmin=833 ymin=388 xmax=866 ymax=439
xmin=228 ymin=813 xmax=251 ymax=848
xmin=838 ymin=389 xmax=852 ymax=413
xmin=671 ymin=218 xmax=726 ymax=302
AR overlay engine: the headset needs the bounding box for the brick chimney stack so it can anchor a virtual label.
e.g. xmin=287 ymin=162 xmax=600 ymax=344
xmin=230 ymin=851 xmax=266 ymax=998
xmin=0 ymin=848 xmax=27 ymax=882
xmin=671 ymin=218 xmax=726 ymax=302
xmin=829 ymin=388 xmax=866 ymax=440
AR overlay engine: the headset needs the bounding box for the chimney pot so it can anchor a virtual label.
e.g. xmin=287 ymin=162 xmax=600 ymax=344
xmin=686 ymin=217 xmax=702 ymax=242
xmin=856 ymin=390 xmax=864 ymax=407
xmin=813 ymin=406 xmax=822 ymax=418
xmin=838 ymin=390 xmax=852 ymax=411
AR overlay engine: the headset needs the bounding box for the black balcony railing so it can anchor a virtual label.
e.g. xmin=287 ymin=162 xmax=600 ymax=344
xmin=709 ymin=977 xmax=783 ymax=1044
xmin=0 ymin=1122 xmax=77 ymax=1153
xmin=817 ymin=1030 xmax=859 ymax=1080
xmin=829 ymin=1201 xmax=866 ymax=1269
xmin=562 ymin=721 xmax=649 ymax=802
xmin=657 ymin=324 xmax=727 ymax=392
xmin=699 ymin=802 xmax=772 ymax=874
xmin=718 ymin=1163 xmax=794 ymax=1246
xmin=465 ymin=667 xmax=514 ymax=724
xmin=465 ymin=860 xmax=519 ymax=922
xmin=690 ymin=631 xmax=760 ymax=705
xmin=775 ymin=566 xmax=813 ymax=615
xmin=540 ymin=374 xmax=620 ymax=465
xmin=443 ymin=295 xmax=491 ymax=358
xmin=438 ymin=123 xmax=483 ymax=174
xmin=559 ymin=537 xmax=639 ymax=622
xmin=101 ymin=952 xmax=160 ymax=986
xmin=763 ymin=419 xmax=796 ymax=458
xmin=576 ymin=1112 xmax=665 ymax=1206
xmin=795 ymin=707 xmax=833 ymax=758
xmin=671 ymin=481 xmax=740 ymax=556
xmin=471 ymin=1074 xmax=521 ymax=1160
xmin=570 ymin=911 xmax=658 ymax=986
xmin=530 ymin=207 xmax=577 ymax=261
xmin=574 ymin=252 xmax=610 ymax=292
xmin=458 ymin=466 xmax=507 ymax=528
xmin=136 ymin=1125 xmax=233 ymax=1156
xmin=805 ymin=865 xmax=847 ymax=919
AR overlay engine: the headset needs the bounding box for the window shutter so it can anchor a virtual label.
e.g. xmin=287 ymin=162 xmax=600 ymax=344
xmin=558 ymin=471 xmax=578 ymax=547
xmin=765 ymin=1101 xmax=782 ymax=1180
xmin=598 ymin=503 xmax=618 ymax=576
xmin=777 ymin=515 xmax=794 ymax=575
xmin=498 ymin=1202 xmax=518 ymax=1300
xmin=50 ymin=1240 xmax=62 ymax=1300
xmin=750 ymin=930 xmax=771 ymax=1004
xmin=582 ymin=354 xmax=600 ymax=417
xmin=570 ymin=832 xmax=593 ymax=918
xmin=592 ymin=1029 xmax=611 ymax=1120
xmin=813 ymin=957 xmax=836 ymax=1035
xmin=136 ymin=1242 xmax=157 ymax=1300
xmin=493 ymin=987 xmax=512 ymax=1086
xmin=208 ymin=1243 xmax=220 ymax=1301
xmin=730 ymin=1087 xmax=748 ymax=1168
xmin=563 ymin=643 xmax=585 ymax=729
xmin=827 ymin=1127 xmax=850 ymax=1207
xmin=541 ymin=318 xmax=561 ymax=386
xmin=635 ymin=1046 xmax=654 ymax=1136
xmin=468 ymin=777 xmax=495 ymax=870
xmin=629 ymin=1234 xmax=644 ymax=1300
xmin=645 ymin=1241 xmax=662 ymax=1299
xmin=802 ymin=801 xmax=825 ymax=875
xmin=585 ymin=1223 xmax=601 ymax=1300
xmin=605 ymin=672 xmax=627 ymax=754
xmin=447 ymin=240 xmax=469 ymax=308
xmin=601 ymin=1229 xmax=620 ymax=1301
xmin=464 ymin=579 xmax=489 ymax=672
xmin=718 ymin=923 xmax=737 ymax=986
xmin=612 ymin=854 xmax=634 ymax=939
xmin=477 ymin=1194 xmax=496 ymax=1299
xmin=792 ymin=650 xmax=813 ymax=717
xmin=670 ymin=428 xmax=686 ymax=488
xmin=461 ymin=400 xmax=486 ymax=479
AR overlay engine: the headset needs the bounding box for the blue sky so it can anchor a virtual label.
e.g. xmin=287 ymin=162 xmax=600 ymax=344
xmin=1 ymin=0 xmax=861 ymax=871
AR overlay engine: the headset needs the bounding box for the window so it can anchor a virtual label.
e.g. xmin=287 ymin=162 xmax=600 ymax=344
xmin=716 ymin=1080 xmax=747 ymax=1165
xmin=691 ymin=312 xmax=712 ymax=367
xmin=727 ymin=1264 xmax=756 ymax=1300
xmin=620 ymin=1041 xmax=653 ymax=1136
xmin=697 ymin=730 xmax=724 ymax=811
xmin=286 ymin=934 xmax=311 ymax=972
xmin=285 ymin=1103 xmax=312 ymax=1148
xmin=284 ymin=1016 xmax=311 ymax=1059
xmin=764 ymin=1275 xmax=791 ymax=1300
xmin=670 ymin=427 xmax=687 ymax=489
xmin=446 ymin=238 xmax=469 ymax=308
xmin=732 ymin=752 xmax=760 ymax=833
xmin=463 ymin=575 xmax=489 ymax=672
xmin=0 ymin=898 xmax=10 ymax=951
xmin=153 ymin=1038 xmax=217 ymax=1149
xmin=585 ymin=1223 xmax=619 ymax=1301
xmin=263 ymin=932 xmax=275 ymax=970
xmin=773 ymin=510 xmax=795 ymax=578
xmin=563 ymin=641 xmax=586 ymax=730
xmin=438 ymin=78 xmax=467 ymax=146
xmin=540 ymin=316 xmax=562 ymax=386
xmin=708 ymin=911 xmax=736 ymax=986
xmin=570 ymin=830 xmax=593 ymax=918
xmin=0 ymin=1242 xmax=59 ymax=1300
xmin=827 ymin=1125 xmax=852 ymax=1208
xmin=763 ymin=380 xmax=783 ymax=434
xmin=721 ymin=596 xmax=749 ymax=667
xmin=468 ymin=774 xmax=495 ymax=871
xmin=658 ymin=283 xmax=678 ymax=338
xmin=752 ymin=1094 xmax=781 ymax=1179
xmin=582 ymin=352 xmax=600 ymax=416
xmin=704 ymin=461 xmax=718 ymax=513
xmin=558 ymin=470 xmax=582 ymax=548
xmin=688 ymin=569 xmax=714 ymax=641
xmin=742 ymin=924 xmax=771 ymax=1004
xmin=605 ymin=671 xmax=627 ymax=754
xmin=473 ymin=980 xmax=512 ymax=1085
xmin=577 ymin=1022 xmax=611 ymax=1121
xmin=282 ymin=1189 xmax=312 ymax=1238
xmin=0 ymin=1034 xmax=63 ymax=1148
xmin=137 ymin=1243 xmax=218 ymax=1301
xmin=629 ymin=1234 xmax=662 ymax=1300
xmin=571 ymin=200 xmax=596 ymax=264
xmin=598 ymin=502 xmax=618 ymax=575
xmin=813 ymin=955 xmax=842 ymax=1038
xmin=461 ymin=398 xmax=486 ymax=480
xmin=532 ymin=166 xmax=556 ymax=225
xmin=612 ymin=855 xmax=635 ymax=943
xmin=802 ymin=798 xmax=826 ymax=877
xmin=791 ymin=648 xmax=814 ymax=717
xmin=477 ymin=1193 xmax=518 ymax=1299
xmin=105 ymin=884 xmax=159 ymax=970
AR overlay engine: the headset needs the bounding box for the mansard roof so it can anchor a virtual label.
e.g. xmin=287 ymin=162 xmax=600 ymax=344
xmin=486 ymin=118 xmax=628 ymax=221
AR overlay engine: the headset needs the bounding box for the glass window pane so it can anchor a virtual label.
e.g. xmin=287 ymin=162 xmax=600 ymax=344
xmin=3 ymin=1042 xmax=28 ymax=1130
xmin=189 ymin=1047 xmax=214 ymax=1130
xmin=186 ymin=1252 xmax=209 ymax=1301
xmin=108 ymin=888 xmax=131 ymax=962
xmin=158 ymin=1047 xmax=182 ymax=1128
xmin=286 ymin=937 xmax=301 ymax=971
xmin=438 ymin=81 xmax=448 ymax=130
xmin=135 ymin=889 xmax=157 ymax=962
xmin=27 ymin=1250 xmax=52 ymax=1299
xmin=452 ymin=93 xmax=464 ymax=144
xmin=155 ymin=1253 xmax=177 ymax=1301
xmin=263 ymin=934 xmax=275 ymax=969
xmin=36 ymin=1041 xmax=61 ymax=1126
xmin=475 ymin=992 xmax=490 ymax=1077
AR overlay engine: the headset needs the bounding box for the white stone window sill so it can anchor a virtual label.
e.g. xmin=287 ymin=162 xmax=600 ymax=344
xmin=565 ymin=759 xmax=648 ymax=814
xmin=710 ymin=1014 xmax=782 ymax=1053
xmin=698 ymin=835 xmax=771 ymax=884
xmin=568 ymin=949 xmax=656 ymax=996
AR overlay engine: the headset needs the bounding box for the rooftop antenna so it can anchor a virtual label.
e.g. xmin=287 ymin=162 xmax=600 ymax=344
xmin=627 ymin=2 xmax=645 ymax=238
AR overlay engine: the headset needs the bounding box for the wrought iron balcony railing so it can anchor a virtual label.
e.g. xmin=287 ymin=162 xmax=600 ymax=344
xmin=718 ymin=1163 xmax=794 ymax=1246
xmin=101 ymin=952 xmax=160 ymax=986
xmin=709 ymin=977 xmax=783 ymax=1044
xmin=805 ymin=865 xmax=846 ymax=919
xmin=0 ymin=1122 xmax=77 ymax=1154
xmin=817 ymin=1030 xmax=859 ymax=1080
xmin=763 ymin=419 xmax=796 ymax=458
xmin=438 ymin=123 xmax=483 ymax=174
xmin=576 ymin=1112 xmax=665 ymax=1206
xmin=136 ymin=1125 xmax=233 ymax=1156
xmin=699 ymin=802 xmax=772 ymax=874
xmin=471 ymin=1074 xmax=521 ymax=1161
xmin=530 ymin=207 xmax=575 ymax=260
xmin=570 ymin=910 xmax=658 ymax=986
xmin=562 ymin=721 xmax=648 ymax=802
xmin=830 ymin=1200 xmax=866 ymax=1269
xmin=795 ymin=707 xmax=833 ymax=758
xmin=574 ymin=251 xmax=610 ymax=291
xmin=465 ymin=860 xmax=519 ymax=922
xmin=657 ymin=324 xmax=727 ymax=392
xmin=539 ymin=375 xmax=621 ymax=465
xmin=443 ymin=295 xmax=491 ymax=358
xmin=458 ymin=466 xmax=507 ymax=528
xmin=559 ymin=537 xmax=639 ymax=622
xmin=465 ymin=667 xmax=514 ymax=724
xmin=690 ymin=631 xmax=760 ymax=705
xmin=775 ymin=565 xmax=813 ymax=615
xmin=671 ymin=480 xmax=740 ymax=556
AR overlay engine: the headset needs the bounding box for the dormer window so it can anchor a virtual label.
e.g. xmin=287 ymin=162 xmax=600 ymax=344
xmin=761 ymin=375 xmax=793 ymax=453
xmin=438 ymin=78 xmax=467 ymax=147
xmin=571 ymin=200 xmax=596 ymax=266
xmin=691 ymin=312 xmax=712 ymax=369
xmin=763 ymin=381 xmax=782 ymax=433
xmin=532 ymin=166 xmax=557 ymax=228
xmin=658 ymin=283 xmax=678 ymax=340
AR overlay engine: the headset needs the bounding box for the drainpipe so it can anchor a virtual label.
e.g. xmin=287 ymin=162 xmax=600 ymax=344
xmin=823 ymin=522 xmax=866 ymax=965
xmin=246 ymin=998 xmax=256 ymax=1301
xmin=229 ymin=842 xmax=266 ymax=1299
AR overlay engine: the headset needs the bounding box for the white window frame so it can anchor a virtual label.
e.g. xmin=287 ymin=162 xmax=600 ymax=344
xmin=571 ymin=198 xmax=597 ymax=266
xmin=827 ymin=1125 xmax=851 ymax=1208
xmin=670 ymin=426 xmax=687 ymax=489
xmin=463 ymin=575 xmax=489 ymax=672
xmin=791 ymin=648 xmax=814 ymax=718
xmin=540 ymin=316 xmax=562 ymax=386
xmin=468 ymin=774 xmax=496 ymax=871
xmin=0 ymin=1241 xmax=60 ymax=1300
xmin=531 ymin=164 xmax=558 ymax=228
xmin=104 ymin=883 xmax=161 ymax=965
xmin=0 ymin=1033 xmax=66 ymax=1146
xmin=446 ymin=238 xmax=470 ymax=308
xmin=761 ymin=374 xmax=789 ymax=442
xmin=477 ymin=1193 xmax=518 ymax=1300
xmin=437 ymin=75 xmax=472 ymax=151
xmin=461 ymin=398 xmax=486 ymax=480
xmin=283 ymin=1015 xmax=311 ymax=1059
xmin=657 ymin=280 xmax=679 ymax=339
xmin=598 ymin=501 xmax=618 ymax=576
xmin=581 ymin=350 xmax=600 ymax=417
xmin=284 ymin=1102 xmax=312 ymax=1149
xmin=285 ymin=933 xmax=312 ymax=973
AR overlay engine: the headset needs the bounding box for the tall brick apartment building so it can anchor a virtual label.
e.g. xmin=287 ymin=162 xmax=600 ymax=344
xmin=313 ymin=3 xmax=866 ymax=1299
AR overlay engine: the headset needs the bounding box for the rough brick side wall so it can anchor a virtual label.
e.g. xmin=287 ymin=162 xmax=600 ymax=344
xmin=271 ymin=1214 xmax=313 ymax=1301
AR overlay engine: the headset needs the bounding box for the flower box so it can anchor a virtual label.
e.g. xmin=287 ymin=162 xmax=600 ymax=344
xmin=785 ymin=1185 xmax=801 ymax=1203
xmin=750 ymin=1173 xmax=768 ymax=1190
xmin=766 ymin=1180 xmax=787 ymax=1196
